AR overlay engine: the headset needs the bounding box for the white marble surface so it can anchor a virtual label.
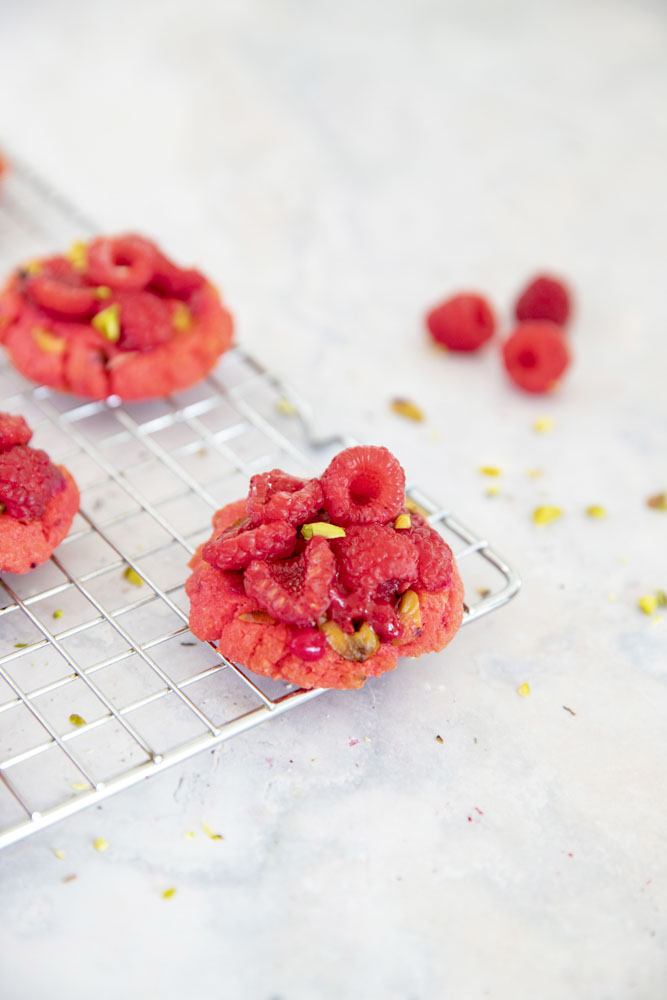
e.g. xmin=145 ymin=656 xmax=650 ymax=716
xmin=1 ymin=0 xmax=667 ymax=997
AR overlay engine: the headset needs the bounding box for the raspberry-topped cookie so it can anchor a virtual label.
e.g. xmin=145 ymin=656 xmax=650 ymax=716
xmin=0 ymin=411 xmax=79 ymax=574
xmin=0 ymin=235 xmax=233 ymax=400
xmin=186 ymin=446 xmax=464 ymax=689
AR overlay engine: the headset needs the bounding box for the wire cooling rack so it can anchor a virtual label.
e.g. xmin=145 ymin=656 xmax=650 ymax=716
xmin=0 ymin=158 xmax=520 ymax=850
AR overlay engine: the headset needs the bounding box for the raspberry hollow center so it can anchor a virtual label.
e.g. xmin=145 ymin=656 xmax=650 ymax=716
xmin=517 ymin=349 xmax=538 ymax=369
xmin=349 ymin=473 xmax=381 ymax=507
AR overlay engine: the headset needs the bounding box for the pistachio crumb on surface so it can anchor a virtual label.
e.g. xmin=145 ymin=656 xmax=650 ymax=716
xmin=68 ymin=713 xmax=86 ymax=727
xmin=52 ymin=609 xmax=63 ymax=619
xmin=390 ymin=398 xmax=425 ymax=422
xmin=486 ymin=486 xmax=500 ymax=498
xmin=162 ymin=888 xmax=177 ymax=899
xmin=533 ymin=505 xmax=562 ymax=525
xmin=479 ymin=466 xmax=501 ymax=477
xmin=54 ymin=849 xmax=66 ymax=860
xmin=123 ymin=566 xmax=144 ymax=587
xmin=202 ymin=822 xmax=223 ymax=841
xmin=394 ymin=514 xmax=411 ymax=530
xmin=93 ymin=837 xmax=109 ymax=853
xmin=518 ymin=682 xmax=531 ymax=697
xmin=638 ymin=595 xmax=658 ymax=616
xmin=275 ymin=396 xmax=298 ymax=416
xmin=533 ymin=416 xmax=555 ymax=433
xmin=647 ymin=492 xmax=667 ymax=511
xmin=586 ymin=505 xmax=606 ymax=519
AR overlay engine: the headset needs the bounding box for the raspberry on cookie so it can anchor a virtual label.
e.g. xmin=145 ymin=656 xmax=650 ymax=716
xmin=0 ymin=411 xmax=79 ymax=575
xmin=187 ymin=446 xmax=464 ymax=690
xmin=0 ymin=235 xmax=234 ymax=401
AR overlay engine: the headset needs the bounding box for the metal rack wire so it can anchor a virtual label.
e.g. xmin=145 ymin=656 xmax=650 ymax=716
xmin=0 ymin=159 xmax=520 ymax=850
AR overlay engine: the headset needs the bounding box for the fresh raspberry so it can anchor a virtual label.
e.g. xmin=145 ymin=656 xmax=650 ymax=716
xmin=502 ymin=321 xmax=570 ymax=393
xmin=202 ymin=519 xmax=296 ymax=571
xmin=426 ymin=293 xmax=496 ymax=352
xmin=408 ymin=518 xmax=454 ymax=590
xmin=244 ymin=536 xmax=335 ymax=626
xmin=246 ymin=470 xmax=323 ymax=527
xmin=333 ymin=524 xmax=418 ymax=594
xmin=327 ymin=585 xmax=402 ymax=641
xmin=321 ymin=446 xmax=405 ymax=526
xmin=111 ymin=290 xmax=173 ymax=352
xmin=0 ymin=412 xmax=32 ymax=452
xmin=288 ymin=627 xmax=327 ymax=661
xmin=0 ymin=446 xmax=65 ymax=520
xmin=119 ymin=235 xmax=206 ymax=298
xmin=85 ymin=235 xmax=156 ymax=291
xmin=515 ymin=274 xmax=571 ymax=325
xmin=25 ymin=257 xmax=98 ymax=319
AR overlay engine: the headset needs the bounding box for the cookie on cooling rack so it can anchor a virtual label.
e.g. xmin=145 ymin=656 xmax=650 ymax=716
xmin=186 ymin=445 xmax=464 ymax=690
xmin=0 ymin=411 xmax=79 ymax=575
xmin=0 ymin=234 xmax=233 ymax=401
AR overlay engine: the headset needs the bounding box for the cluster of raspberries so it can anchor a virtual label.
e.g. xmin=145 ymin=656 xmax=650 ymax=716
xmin=187 ymin=445 xmax=464 ymax=688
xmin=426 ymin=273 xmax=572 ymax=393
xmin=14 ymin=234 xmax=206 ymax=351
xmin=196 ymin=446 xmax=456 ymax=663
xmin=0 ymin=412 xmax=65 ymax=519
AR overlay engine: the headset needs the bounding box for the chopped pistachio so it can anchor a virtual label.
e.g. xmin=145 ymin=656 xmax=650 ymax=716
xmin=517 ymin=682 xmax=531 ymax=697
xmin=72 ymin=782 xmax=89 ymax=791
xmin=68 ymin=713 xmax=86 ymax=727
xmin=533 ymin=416 xmax=554 ymax=433
xmin=23 ymin=260 xmax=42 ymax=276
xmin=238 ymin=610 xmax=276 ymax=624
xmin=162 ymin=888 xmax=177 ymax=899
xmin=657 ymin=590 xmax=667 ymax=607
xmin=533 ymin=505 xmax=562 ymax=525
xmin=394 ymin=514 xmax=411 ymax=530
xmin=94 ymin=285 xmax=112 ymax=300
xmin=53 ymin=849 xmax=66 ymax=860
xmin=14 ymin=642 xmax=28 ymax=648
xmin=184 ymin=831 xmax=195 ymax=840
xmin=52 ymin=609 xmax=63 ymax=620
xmin=202 ymin=822 xmax=223 ymax=841
xmin=647 ymin=492 xmax=667 ymax=511
xmin=275 ymin=396 xmax=298 ymax=416
xmin=486 ymin=486 xmax=500 ymax=497
xmin=586 ymin=505 xmax=606 ymax=519
xmin=301 ymin=522 xmax=346 ymax=540
xmin=32 ymin=327 xmax=66 ymax=354
xmin=320 ymin=620 xmax=379 ymax=662
xmin=123 ymin=566 xmax=143 ymax=587
xmin=479 ymin=465 xmax=501 ymax=477
xmin=92 ymin=304 xmax=120 ymax=342
xmin=391 ymin=398 xmax=425 ymax=422
xmin=638 ymin=595 xmax=658 ymax=616
xmin=172 ymin=302 xmax=192 ymax=332
xmin=93 ymin=837 xmax=109 ymax=852
xmin=66 ymin=240 xmax=88 ymax=272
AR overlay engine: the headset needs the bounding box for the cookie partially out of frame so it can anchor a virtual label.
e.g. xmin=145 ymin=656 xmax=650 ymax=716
xmin=0 ymin=412 xmax=79 ymax=574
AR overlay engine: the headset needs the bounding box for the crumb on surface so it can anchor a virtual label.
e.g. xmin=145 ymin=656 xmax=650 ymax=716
xmin=518 ymin=682 xmax=531 ymax=697
xmin=533 ymin=505 xmax=562 ymax=525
